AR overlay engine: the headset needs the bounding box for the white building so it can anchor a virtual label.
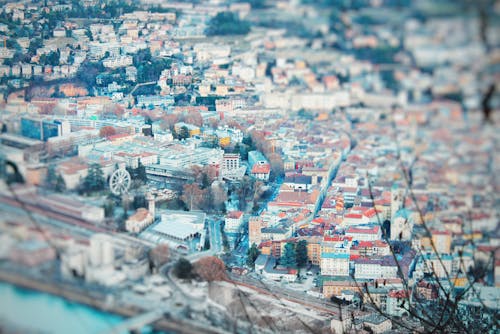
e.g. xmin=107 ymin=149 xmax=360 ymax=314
xmin=225 ymin=211 xmax=244 ymax=233
xmin=320 ymin=252 xmax=350 ymax=276
xmin=126 ymin=208 xmax=154 ymax=233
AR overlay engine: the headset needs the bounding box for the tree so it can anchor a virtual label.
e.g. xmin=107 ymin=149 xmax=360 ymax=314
xmin=174 ymin=258 xmax=194 ymax=279
xmin=181 ymin=183 xmax=209 ymax=211
xmin=267 ymin=152 xmax=284 ymax=181
xmin=281 ymin=243 xmax=297 ymax=268
xmin=206 ymin=11 xmax=251 ymax=36
xmin=55 ymin=174 xmax=66 ymax=192
xmin=194 ymin=256 xmax=227 ymax=282
xmin=149 ymin=244 xmax=170 ymax=273
xmin=210 ymin=182 xmax=227 ymax=212
xmin=81 ymin=163 xmax=105 ymax=193
xmin=103 ymin=199 xmax=115 ymax=218
xmin=99 ymin=126 xmax=117 ymax=138
xmin=45 ymin=164 xmax=58 ymax=190
xmin=246 ymin=243 xmax=261 ymax=268
xmin=132 ymin=194 xmax=146 ymax=210
xmin=45 ymin=164 xmax=65 ymax=192
xmin=296 ymin=240 xmax=308 ymax=268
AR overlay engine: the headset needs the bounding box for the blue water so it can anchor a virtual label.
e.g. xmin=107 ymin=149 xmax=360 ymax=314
xmin=0 ymin=282 xmax=123 ymax=334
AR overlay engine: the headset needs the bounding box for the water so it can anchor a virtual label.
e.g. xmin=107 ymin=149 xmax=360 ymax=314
xmin=0 ymin=281 xmax=123 ymax=334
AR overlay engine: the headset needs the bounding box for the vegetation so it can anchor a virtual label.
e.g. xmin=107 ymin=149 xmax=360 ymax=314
xmin=246 ymin=243 xmax=261 ymax=268
xmin=295 ymin=240 xmax=308 ymax=268
xmin=206 ymin=12 xmax=250 ymax=36
xmin=280 ymin=243 xmax=297 ymax=268
xmin=173 ymin=258 xmax=194 ymax=279
xmin=194 ymin=256 xmax=227 ymax=282
xmin=45 ymin=164 xmax=65 ymax=192
xmin=148 ymin=244 xmax=170 ymax=273
xmin=79 ymin=163 xmax=105 ymax=194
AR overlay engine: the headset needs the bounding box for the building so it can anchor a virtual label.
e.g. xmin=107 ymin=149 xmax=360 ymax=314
xmin=251 ymin=162 xmax=271 ymax=181
xmin=139 ymin=210 xmax=206 ymax=249
xmin=21 ymin=117 xmax=70 ymax=142
xmin=322 ymin=278 xmax=363 ymax=299
xmin=346 ymin=224 xmax=381 ymax=241
xmin=173 ymin=122 xmax=200 ymax=137
xmin=248 ymin=216 xmax=263 ymax=246
xmin=248 ymin=150 xmax=268 ymax=169
xmin=225 ymin=211 xmax=244 ymax=233
xmin=9 ymin=240 xmax=57 ymax=267
xmin=88 ymin=234 xmax=115 ymax=269
xmin=305 ymin=236 xmax=322 ymax=265
xmin=125 ymin=208 xmax=154 ymax=233
xmin=361 ymin=314 xmax=392 ymax=334
xmin=261 ymin=256 xmax=297 ymax=282
xmin=386 ymin=290 xmax=410 ymax=317
xmin=391 ymin=208 xmax=414 ymax=241
xmin=320 ymin=252 xmax=350 ymax=276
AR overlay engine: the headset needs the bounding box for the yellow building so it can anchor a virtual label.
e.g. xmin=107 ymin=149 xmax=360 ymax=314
xmin=218 ymin=136 xmax=230 ymax=147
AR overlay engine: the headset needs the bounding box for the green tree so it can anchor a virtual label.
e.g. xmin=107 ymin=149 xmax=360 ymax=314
xmin=45 ymin=164 xmax=58 ymax=190
xmin=103 ymin=199 xmax=115 ymax=218
xmin=175 ymin=125 xmax=189 ymax=140
xmin=246 ymin=243 xmax=261 ymax=268
xmin=281 ymin=243 xmax=297 ymax=268
xmin=55 ymin=174 xmax=66 ymax=192
xmin=174 ymin=258 xmax=194 ymax=279
xmin=206 ymin=11 xmax=250 ymax=36
xmin=296 ymin=240 xmax=308 ymax=268
xmin=81 ymin=163 xmax=105 ymax=193
xmin=45 ymin=165 xmax=66 ymax=192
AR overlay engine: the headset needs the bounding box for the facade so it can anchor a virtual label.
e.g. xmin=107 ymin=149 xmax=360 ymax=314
xmin=125 ymin=208 xmax=154 ymax=233
xmin=320 ymin=252 xmax=350 ymax=276
xmin=21 ymin=117 xmax=70 ymax=142
xmin=248 ymin=216 xmax=263 ymax=246
xmin=225 ymin=211 xmax=244 ymax=233
xmin=251 ymin=162 xmax=271 ymax=181
xmin=345 ymin=224 xmax=381 ymax=241
xmin=386 ymin=290 xmax=409 ymax=317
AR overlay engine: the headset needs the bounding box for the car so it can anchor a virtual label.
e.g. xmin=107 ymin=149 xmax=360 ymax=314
xmin=306 ymin=271 xmax=313 ymax=276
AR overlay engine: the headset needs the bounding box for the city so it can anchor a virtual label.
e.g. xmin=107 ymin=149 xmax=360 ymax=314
xmin=0 ymin=0 xmax=498 ymax=333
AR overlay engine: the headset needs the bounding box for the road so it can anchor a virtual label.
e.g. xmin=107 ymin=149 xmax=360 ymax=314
xmin=208 ymin=218 xmax=223 ymax=255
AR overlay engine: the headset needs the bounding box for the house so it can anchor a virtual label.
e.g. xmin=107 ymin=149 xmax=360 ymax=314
xmin=260 ymin=226 xmax=291 ymax=242
xmin=320 ymin=252 xmax=350 ymax=276
xmin=322 ymin=278 xmax=364 ymax=299
xmin=251 ymin=162 xmax=271 ymax=181
xmin=345 ymin=224 xmax=381 ymax=242
xmin=248 ymin=150 xmax=268 ymax=169
xmin=248 ymin=216 xmax=263 ymax=246
xmin=9 ymin=240 xmax=57 ymax=267
xmin=386 ymin=290 xmax=410 ymax=317
xmin=254 ymin=253 xmax=269 ymax=273
xmin=125 ymin=208 xmax=154 ymax=233
xmin=361 ymin=314 xmax=392 ymax=334
xmin=261 ymin=256 xmax=297 ymax=282
xmin=283 ymin=174 xmax=312 ymax=191
xmin=225 ymin=211 xmax=244 ymax=233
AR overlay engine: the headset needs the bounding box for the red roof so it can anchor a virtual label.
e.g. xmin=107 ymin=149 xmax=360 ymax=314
xmin=388 ymin=290 xmax=409 ymax=298
xmin=251 ymin=163 xmax=271 ymax=174
xmin=347 ymin=225 xmax=380 ymax=234
xmin=227 ymin=211 xmax=243 ymax=219
xmin=344 ymin=213 xmax=363 ymax=219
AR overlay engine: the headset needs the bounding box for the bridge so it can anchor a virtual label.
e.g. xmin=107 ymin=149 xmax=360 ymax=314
xmin=104 ymin=309 xmax=167 ymax=334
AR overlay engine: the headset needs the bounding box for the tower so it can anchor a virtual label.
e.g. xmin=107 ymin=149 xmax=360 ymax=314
xmin=146 ymin=192 xmax=155 ymax=219
xmin=390 ymin=186 xmax=404 ymax=223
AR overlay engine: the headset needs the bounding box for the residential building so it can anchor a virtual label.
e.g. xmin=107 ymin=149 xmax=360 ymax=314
xmin=225 ymin=211 xmax=244 ymax=233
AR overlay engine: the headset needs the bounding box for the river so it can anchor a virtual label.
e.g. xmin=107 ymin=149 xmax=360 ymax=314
xmin=0 ymin=281 xmax=124 ymax=334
